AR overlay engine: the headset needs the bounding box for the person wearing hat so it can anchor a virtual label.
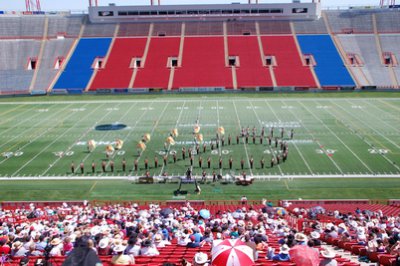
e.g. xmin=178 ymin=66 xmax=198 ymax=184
xmin=294 ymin=233 xmax=308 ymax=245
xmin=193 ymin=252 xmax=209 ymax=266
xmin=319 ymin=249 xmax=337 ymax=266
xmin=309 ymin=231 xmax=322 ymax=246
xmin=153 ymin=234 xmax=165 ymax=248
xmin=11 ymin=241 xmax=27 ymax=257
xmin=111 ymin=245 xmax=134 ymax=265
xmin=139 ymin=239 xmax=159 ymax=256
xmin=267 ymin=244 xmax=291 ymax=261
xmin=48 ymin=238 xmax=63 ymax=257
xmin=97 ymin=237 xmax=111 ymax=256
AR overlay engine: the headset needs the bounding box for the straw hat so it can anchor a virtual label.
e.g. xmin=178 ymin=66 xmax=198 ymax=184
xmin=154 ymin=234 xmax=162 ymax=243
xmin=194 ymin=252 xmax=209 ymax=264
xmin=280 ymin=244 xmax=290 ymax=254
xmin=310 ymin=231 xmax=320 ymax=239
xmin=295 ymin=233 xmax=308 ymax=242
xmin=321 ymin=249 xmax=336 ymax=259
xmin=12 ymin=241 xmax=23 ymax=249
xmin=50 ymin=238 xmax=62 ymax=246
xmin=113 ymin=245 xmax=125 ymax=253
xmin=98 ymin=238 xmax=109 ymax=249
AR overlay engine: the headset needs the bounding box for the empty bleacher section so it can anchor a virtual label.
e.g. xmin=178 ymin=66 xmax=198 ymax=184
xmin=47 ymin=15 xmax=83 ymax=38
xmin=82 ymin=22 xmax=116 ymax=37
xmin=326 ymin=10 xmax=374 ymax=34
xmin=380 ymin=35 xmax=400 ymax=83
xmin=117 ymin=23 xmax=150 ymax=36
xmin=0 ymin=16 xmax=45 ymax=38
xmin=134 ymin=37 xmax=180 ymax=89
xmin=53 ymin=38 xmax=111 ymax=92
xmin=32 ymin=39 xmax=75 ymax=92
xmin=173 ymin=37 xmax=232 ymax=89
xmin=226 ymin=21 xmax=256 ymax=35
xmin=152 ymin=22 xmax=182 ymax=36
xmin=0 ymin=40 xmax=40 ymax=93
xmin=262 ymin=36 xmax=317 ymax=87
xmin=293 ymin=18 xmax=328 ymax=34
xmin=227 ymin=36 xmax=273 ymax=88
xmin=228 ymin=36 xmax=273 ymax=88
xmin=375 ymin=11 xmax=400 ymax=33
xmin=185 ymin=21 xmax=224 ymax=36
xmin=338 ymin=35 xmax=394 ymax=87
xmin=90 ymin=38 xmax=147 ymax=90
xmin=297 ymin=35 xmax=355 ymax=87
xmin=258 ymin=21 xmax=291 ymax=35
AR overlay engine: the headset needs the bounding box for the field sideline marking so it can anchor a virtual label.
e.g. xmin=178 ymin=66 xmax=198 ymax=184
xmin=300 ymin=100 xmax=374 ymax=174
xmin=360 ymin=100 xmax=400 ymax=135
xmin=0 ymin=98 xmax=398 ymax=106
xmin=365 ymin=100 xmax=400 ymax=124
xmin=377 ymin=99 xmax=400 ymax=113
xmin=232 ymin=100 xmax=253 ymax=176
xmin=2 ymin=173 xmax=400 ymax=180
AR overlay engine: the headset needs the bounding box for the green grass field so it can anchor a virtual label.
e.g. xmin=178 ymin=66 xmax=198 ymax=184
xmin=0 ymin=93 xmax=399 ymax=201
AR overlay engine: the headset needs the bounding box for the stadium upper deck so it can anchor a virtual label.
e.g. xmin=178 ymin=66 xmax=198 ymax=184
xmin=0 ymin=4 xmax=399 ymax=95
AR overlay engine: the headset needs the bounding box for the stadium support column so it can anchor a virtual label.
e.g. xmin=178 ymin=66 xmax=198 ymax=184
xmin=256 ymin=22 xmax=277 ymax=87
xmin=290 ymin=22 xmax=321 ymax=89
xmin=129 ymin=23 xmax=153 ymax=88
xmin=29 ymin=16 xmax=48 ymax=92
xmin=322 ymin=12 xmax=362 ymax=88
xmin=169 ymin=22 xmax=185 ymax=90
xmin=48 ymin=17 xmax=87 ymax=92
xmin=223 ymin=22 xmax=237 ymax=89
xmin=373 ymin=14 xmax=399 ymax=87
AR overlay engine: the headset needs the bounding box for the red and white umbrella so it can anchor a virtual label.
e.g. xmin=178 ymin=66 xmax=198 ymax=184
xmin=211 ymin=239 xmax=254 ymax=266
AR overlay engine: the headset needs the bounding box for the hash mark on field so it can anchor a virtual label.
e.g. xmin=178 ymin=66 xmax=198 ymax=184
xmin=89 ymin=181 xmax=97 ymax=193
xmin=284 ymin=180 xmax=290 ymax=191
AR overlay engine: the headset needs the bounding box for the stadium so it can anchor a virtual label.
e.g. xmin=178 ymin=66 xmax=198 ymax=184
xmin=0 ymin=0 xmax=399 ymax=265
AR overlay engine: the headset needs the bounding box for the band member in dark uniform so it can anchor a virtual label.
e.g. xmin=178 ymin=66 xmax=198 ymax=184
xmin=196 ymin=144 xmax=200 ymax=155
xmin=110 ymin=160 xmax=114 ymax=172
xmin=212 ymin=171 xmax=217 ymax=182
xmin=173 ymin=153 xmax=177 ymax=163
xmin=275 ymin=138 xmax=279 ymax=148
xmin=290 ymin=129 xmax=294 ymax=140
xmin=236 ymin=135 xmax=239 ymax=145
xmin=154 ymin=156 xmax=158 ymax=168
xmin=281 ymin=127 xmax=285 ymax=138
xmin=134 ymin=159 xmax=138 ymax=171
xmin=270 ymin=157 xmax=275 ymax=168
xmin=190 ymin=154 xmax=193 ymax=166
xmin=207 ymin=157 xmax=211 ymax=169
xmin=203 ymin=143 xmax=207 ymax=153
xmin=71 ymin=161 xmax=75 ymax=174
xmin=249 ymin=156 xmax=254 ymax=169
xmin=268 ymin=135 xmax=272 ymax=146
xmin=276 ymin=155 xmax=280 ymax=165
xmin=91 ymin=161 xmax=96 ymax=173
xmin=221 ymin=136 xmax=225 ymax=147
xmin=80 ymin=162 xmax=84 ymax=174
xmin=144 ymin=158 xmax=149 ymax=170
xmin=122 ymin=158 xmax=126 ymax=172
xmin=240 ymin=158 xmax=244 ymax=170
xmin=229 ymin=157 xmax=233 ymax=170
xmin=202 ymin=170 xmax=207 ymax=182
xmin=182 ymin=147 xmax=186 ymax=160
xmin=252 ymin=135 xmax=256 ymax=144
xmin=260 ymin=136 xmax=263 ymax=145
xmin=260 ymin=158 xmax=265 ymax=169
xmin=219 ymin=157 xmax=222 ymax=169
xmin=228 ymin=134 xmax=232 ymax=145
xmin=198 ymin=156 xmax=203 ymax=168
xmin=102 ymin=161 xmax=106 ymax=172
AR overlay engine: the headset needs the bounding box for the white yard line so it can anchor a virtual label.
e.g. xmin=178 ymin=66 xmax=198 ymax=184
xmin=0 ymin=104 xmax=73 ymax=150
xmin=300 ymin=100 xmax=374 ymax=174
xmin=128 ymin=102 xmax=171 ymax=176
xmin=353 ymin=100 xmax=400 ymax=135
xmin=216 ymin=100 xmax=223 ymax=175
xmin=285 ymin=102 xmax=344 ymax=174
xmin=232 ymin=100 xmax=253 ymax=176
xmin=158 ymin=101 xmax=187 ymax=177
xmin=0 ymin=104 xmax=76 ymax=166
xmin=328 ymin=100 xmax=400 ymax=172
xmin=277 ymin=100 xmax=314 ymax=175
xmin=0 ymin=104 xmax=37 ymax=127
xmin=374 ymin=99 xmax=400 ymax=122
xmin=41 ymin=102 xmax=136 ymax=176
xmin=251 ymin=100 xmax=284 ymax=175
xmin=10 ymin=103 xmax=104 ymax=177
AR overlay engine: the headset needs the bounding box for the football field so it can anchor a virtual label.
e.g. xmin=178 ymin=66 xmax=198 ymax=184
xmin=0 ymin=94 xmax=399 ymax=179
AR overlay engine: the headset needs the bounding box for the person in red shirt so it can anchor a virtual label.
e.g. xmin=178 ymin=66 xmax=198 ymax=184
xmin=0 ymin=238 xmax=11 ymax=255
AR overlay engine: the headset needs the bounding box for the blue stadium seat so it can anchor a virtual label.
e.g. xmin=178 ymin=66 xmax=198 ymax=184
xmin=53 ymin=38 xmax=111 ymax=92
xmin=297 ymin=35 xmax=355 ymax=87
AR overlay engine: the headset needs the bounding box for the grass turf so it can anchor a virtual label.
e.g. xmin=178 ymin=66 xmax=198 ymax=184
xmin=0 ymin=93 xmax=399 ymax=201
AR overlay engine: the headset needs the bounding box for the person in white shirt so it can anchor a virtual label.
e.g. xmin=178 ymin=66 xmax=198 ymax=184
xmin=139 ymin=239 xmax=159 ymax=256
